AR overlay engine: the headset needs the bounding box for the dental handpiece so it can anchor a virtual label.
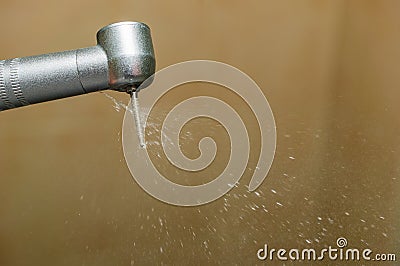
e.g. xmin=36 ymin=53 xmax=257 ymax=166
xmin=0 ymin=21 xmax=156 ymax=146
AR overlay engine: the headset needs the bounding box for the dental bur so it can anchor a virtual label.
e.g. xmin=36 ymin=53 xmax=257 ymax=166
xmin=0 ymin=21 xmax=156 ymax=147
xmin=130 ymin=90 xmax=146 ymax=148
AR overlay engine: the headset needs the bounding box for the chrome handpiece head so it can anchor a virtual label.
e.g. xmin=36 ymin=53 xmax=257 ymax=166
xmin=97 ymin=22 xmax=156 ymax=93
xmin=96 ymin=22 xmax=155 ymax=148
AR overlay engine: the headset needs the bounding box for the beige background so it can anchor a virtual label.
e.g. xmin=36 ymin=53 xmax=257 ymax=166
xmin=0 ymin=0 xmax=399 ymax=265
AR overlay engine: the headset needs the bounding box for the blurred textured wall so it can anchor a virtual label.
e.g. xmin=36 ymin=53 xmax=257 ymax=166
xmin=0 ymin=1 xmax=399 ymax=265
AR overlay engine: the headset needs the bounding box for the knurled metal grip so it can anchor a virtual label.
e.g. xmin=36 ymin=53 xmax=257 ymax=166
xmin=0 ymin=22 xmax=155 ymax=111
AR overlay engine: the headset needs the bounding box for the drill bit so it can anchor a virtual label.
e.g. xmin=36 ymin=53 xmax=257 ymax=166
xmin=130 ymin=90 xmax=146 ymax=148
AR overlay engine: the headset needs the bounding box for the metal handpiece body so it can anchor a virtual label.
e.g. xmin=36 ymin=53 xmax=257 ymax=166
xmin=0 ymin=22 xmax=155 ymax=111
